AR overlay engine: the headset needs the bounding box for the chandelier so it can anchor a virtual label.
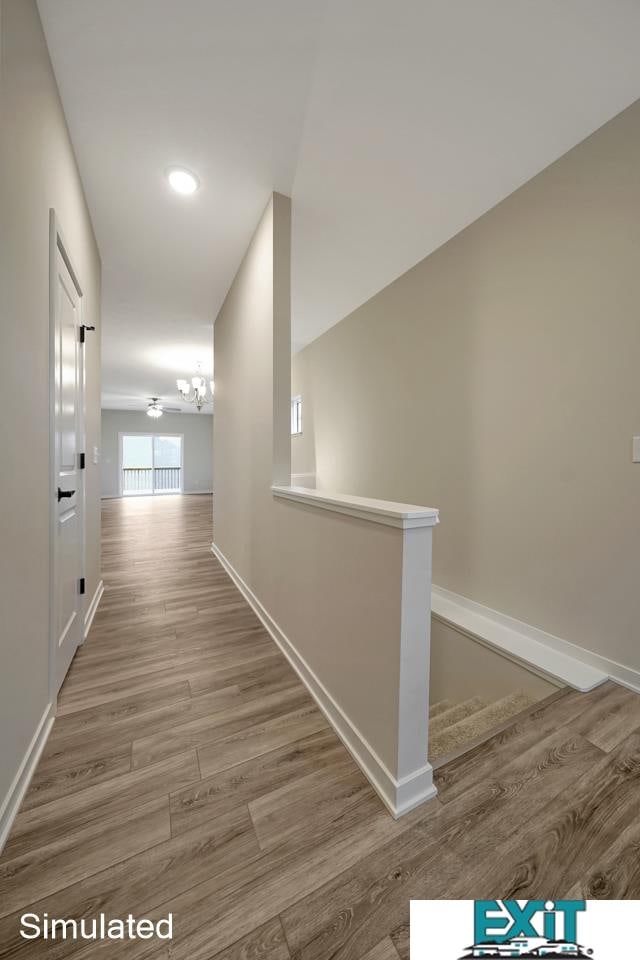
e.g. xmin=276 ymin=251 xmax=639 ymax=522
xmin=176 ymin=363 xmax=214 ymax=412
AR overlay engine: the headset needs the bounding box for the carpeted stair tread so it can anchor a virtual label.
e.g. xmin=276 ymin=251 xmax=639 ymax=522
xmin=428 ymin=690 xmax=537 ymax=761
xmin=429 ymin=699 xmax=453 ymax=719
xmin=428 ymin=696 xmax=488 ymax=735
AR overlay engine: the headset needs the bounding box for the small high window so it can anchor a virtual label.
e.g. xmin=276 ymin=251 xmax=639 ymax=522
xmin=291 ymin=396 xmax=302 ymax=435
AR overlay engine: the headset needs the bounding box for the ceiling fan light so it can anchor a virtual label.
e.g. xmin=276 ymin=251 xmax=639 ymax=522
xmin=167 ymin=167 xmax=199 ymax=195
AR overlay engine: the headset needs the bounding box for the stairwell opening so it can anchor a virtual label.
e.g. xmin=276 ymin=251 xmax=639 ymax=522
xmin=428 ymin=617 xmax=561 ymax=767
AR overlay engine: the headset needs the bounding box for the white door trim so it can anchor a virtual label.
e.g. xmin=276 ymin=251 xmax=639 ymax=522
xmin=49 ymin=210 xmax=86 ymax=706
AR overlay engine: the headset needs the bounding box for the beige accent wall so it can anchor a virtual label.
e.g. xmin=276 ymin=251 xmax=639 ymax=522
xmin=0 ymin=0 xmax=101 ymax=812
xmin=292 ymin=99 xmax=640 ymax=673
xmin=214 ymin=195 xmax=434 ymax=806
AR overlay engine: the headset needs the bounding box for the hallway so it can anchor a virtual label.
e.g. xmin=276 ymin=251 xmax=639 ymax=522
xmin=2 ymin=495 xmax=640 ymax=959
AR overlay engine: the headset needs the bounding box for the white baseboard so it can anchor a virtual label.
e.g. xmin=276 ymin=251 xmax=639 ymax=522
xmin=0 ymin=702 xmax=54 ymax=854
xmin=432 ymin=584 xmax=640 ymax=695
xmin=84 ymin=578 xmax=104 ymax=639
xmin=211 ymin=542 xmax=436 ymax=818
xmin=184 ymin=490 xmax=214 ymax=495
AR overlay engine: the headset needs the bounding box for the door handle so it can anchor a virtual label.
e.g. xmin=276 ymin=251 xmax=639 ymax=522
xmin=57 ymin=487 xmax=75 ymax=501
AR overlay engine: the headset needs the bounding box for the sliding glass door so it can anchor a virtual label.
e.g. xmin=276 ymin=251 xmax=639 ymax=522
xmin=120 ymin=434 xmax=183 ymax=496
xmin=151 ymin=435 xmax=182 ymax=493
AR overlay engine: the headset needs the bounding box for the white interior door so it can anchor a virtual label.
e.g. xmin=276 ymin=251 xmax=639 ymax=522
xmin=52 ymin=241 xmax=84 ymax=695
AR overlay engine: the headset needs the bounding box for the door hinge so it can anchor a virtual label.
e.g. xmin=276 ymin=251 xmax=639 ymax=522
xmin=79 ymin=577 xmax=86 ymax=595
xmin=79 ymin=452 xmax=85 ymax=469
xmin=79 ymin=324 xmax=96 ymax=343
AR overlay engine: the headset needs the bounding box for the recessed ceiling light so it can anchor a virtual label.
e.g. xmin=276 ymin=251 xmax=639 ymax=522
xmin=167 ymin=167 xmax=199 ymax=195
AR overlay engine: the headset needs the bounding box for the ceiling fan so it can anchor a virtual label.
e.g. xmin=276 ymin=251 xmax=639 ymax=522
xmin=146 ymin=397 xmax=181 ymax=418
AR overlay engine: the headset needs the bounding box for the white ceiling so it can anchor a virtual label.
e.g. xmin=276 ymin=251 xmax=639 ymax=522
xmin=37 ymin=0 xmax=323 ymax=410
xmin=39 ymin=1 xmax=640 ymax=407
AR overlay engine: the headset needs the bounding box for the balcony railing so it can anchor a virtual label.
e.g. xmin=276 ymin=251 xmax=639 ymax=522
xmin=122 ymin=466 xmax=181 ymax=495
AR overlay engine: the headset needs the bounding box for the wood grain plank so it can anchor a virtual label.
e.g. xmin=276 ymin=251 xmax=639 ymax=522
xmin=57 ymin=666 xmax=190 ymax=716
xmin=51 ymin=680 xmax=192 ymax=739
xmin=209 ymin=917 xmax=291 ymax=960
xmin=566 ymin=814 xmax=640 ymax=898
xmin=445 ymin=730 xmax=640 ymax=898
xmin=197 ymin=704 xmax=329 ymax=779
xmin=170 ymin=730 xmax=345 ymax=836
xmin=64 ymin=633 xmax=273 ymax=692
xmin=138 ymin=803 xmax=427 ymax=960
xmin=133 ymin=687 xmax=314 ymax=770
xmin=4 ymin=751 xmax=199 ymax=860
xmin=279 ymin=727 xmax=602 ymax=960
xmin=0 ymin=796 xmax=170 ymax=919
xmin=279 ymin=813 xmax=461 ymax=960
xmin=389 ymin=923 xmax=409 ymax=960
xmin=22 ymin=741 xmax=132 ymax=810
xmin=360 ymin=939 xmax=402 ymax=960
xmin=578 ymin=684 xmax=640 ymax=752
xmin=74 ymin=619 xmax=267 ymax=664
xmin=188 ymin=653 xmax=296 ymax=698
xmin=434 ymin=684 xmax=612 ymax=803
xmin=435 ymin=729 xmax=604 ymax=865
xmin=0 ymin=806 xmax=257 ymax=960
xmin=48 ymin=685 xmax=244 ymax=762
xmin=248 ymin=762 xmax=371 ymax=851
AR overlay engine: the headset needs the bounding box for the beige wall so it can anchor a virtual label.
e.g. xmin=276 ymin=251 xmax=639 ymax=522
xmin=214 ymin=195 xmax=434 ymax=806
xmin=214 ymin=195 xmax=291 ymax=598
xmin=0 ymin=0 xmax=101 ymax=815
xmin=292 ymin=99 xmax=640 ymax=673
xmin=291 ymin=349 xmax=316 ymax=479
xmin=430 ymin=620 xmax=557 ymax=706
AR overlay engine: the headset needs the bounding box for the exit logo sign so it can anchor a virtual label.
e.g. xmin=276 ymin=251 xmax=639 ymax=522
xmin=410 ymin=900 xmax=639 ymax=959
xmin=474 ymin=900 xmax=585 ymax=944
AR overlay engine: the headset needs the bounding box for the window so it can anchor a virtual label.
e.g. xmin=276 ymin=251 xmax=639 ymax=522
xmin=291 ymin=396 xmax=302 ymax=435
xmin=120 ymin=434 xmax=183 ymax=496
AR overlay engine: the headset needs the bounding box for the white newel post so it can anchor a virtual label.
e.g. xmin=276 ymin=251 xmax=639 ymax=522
xmin=395 ymin=516 xmax=439 ymax=815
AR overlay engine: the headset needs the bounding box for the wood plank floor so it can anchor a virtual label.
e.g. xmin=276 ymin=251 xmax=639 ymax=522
xmin=2 ymin=493 xmax=640 ymax=958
